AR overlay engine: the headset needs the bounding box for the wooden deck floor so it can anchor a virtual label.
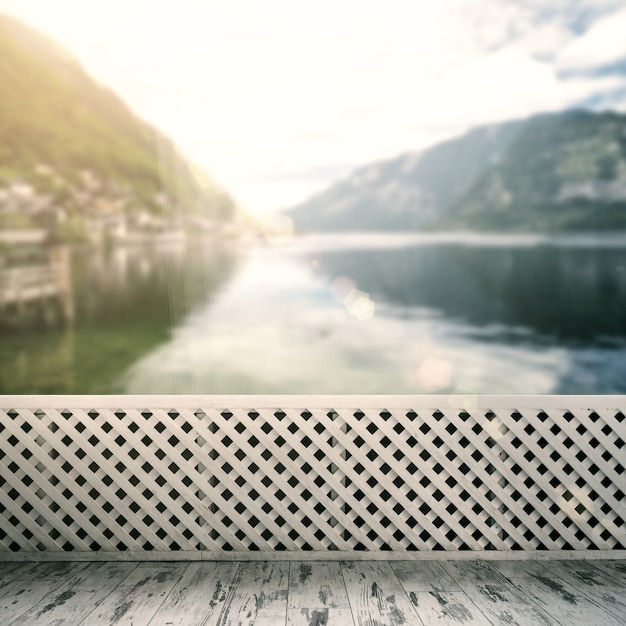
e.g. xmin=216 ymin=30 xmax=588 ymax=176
xmin=0 ymin=558 xmax=625 ymax=625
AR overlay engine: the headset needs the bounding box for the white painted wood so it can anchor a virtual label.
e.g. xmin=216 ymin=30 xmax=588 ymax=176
xmin=81 ymin=564 xmax=188 ymax=625
xmin=1 ymin=396 xmax=625 ymax=555
xmin=147 ymin=562 xmax=239 ymax=626
xmin=16 ymin=561 xmax=91 ymax=581
xmin=391 ymin=561 xmax=461 ymax=592
xmin=540 ymin=559 xmax=617 ymax=586
xmin=340 ymin=560 xmax=420 ymax=626
xmin=2 ymin=549 xmax=626 ymax=562
xmin=459 ymin=583 xmax=559 ymax=626
xmin=485 ymin=559 xmax=552 ymax=579
xmin=214 ymin=561 xmax=289 ymax=626
xmin=585 ymin=558 xmax=626 ymax=583
xmin=0 ymin=561 xmax=35 ymax=583
xmin=7 ymin=562 xmax=137 ymax=626
xmin=0 ymin=580 xmax=68 ymax=623
xmin=406 ymin=591 xmax=488 ymax=625
xmin=0 ymin=559 xmax=625 ymax=626
xmin=511 ymin=574 xmax=626 ymax=626
xmin=2 ymin=395 xmax=625 ymax=410
xmin=287 ymin=607 xmax=355 ymax=626
xmin=287 ymin=561 xmax=350 ymax=608
xmin=440 ymin=561 xmax=512 ymax=586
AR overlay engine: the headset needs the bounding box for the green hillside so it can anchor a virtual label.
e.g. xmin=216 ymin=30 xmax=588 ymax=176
xmin=288 ymin=110 xmax=626 ymax=233
xmin=445 ymin=111 xmax=626 ymax=231
xmin=0 ymin=14 xmax=236 ymax=238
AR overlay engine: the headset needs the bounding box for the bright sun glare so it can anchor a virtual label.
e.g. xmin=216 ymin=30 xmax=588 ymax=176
xmin=1 ymin=0 xmax=625 ymax=214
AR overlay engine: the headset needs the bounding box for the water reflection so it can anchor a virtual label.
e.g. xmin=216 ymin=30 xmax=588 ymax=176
xmin=307 ymin=237 xmax=626 ymax=341
xmin=123 ymin=233 xmax=626 ymax=395
xmin=2 ymin=232 xmax=625 ymax=394
xmin=0 ymin=238 xmax=239 ymax=393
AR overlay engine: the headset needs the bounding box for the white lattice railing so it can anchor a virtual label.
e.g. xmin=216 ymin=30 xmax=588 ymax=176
xmin=0 ymin=396 xmax=624 ymax=558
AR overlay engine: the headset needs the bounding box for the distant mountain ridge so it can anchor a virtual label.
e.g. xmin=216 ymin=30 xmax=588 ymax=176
xmin=287 ymin=110 xmax=626 ymax=232
xmin=0 ymin=14 xmax=236 ymax=240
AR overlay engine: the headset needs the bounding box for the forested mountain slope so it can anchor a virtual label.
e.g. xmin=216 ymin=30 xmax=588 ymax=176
xmin=288 ymin=111 xmax=626 ymax=232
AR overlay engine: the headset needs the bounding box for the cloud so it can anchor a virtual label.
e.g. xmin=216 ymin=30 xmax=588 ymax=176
xmin=556 ymin=5 xmax=626 ymax=69
xmin=1 ymin=0 xmax=625 ymax=214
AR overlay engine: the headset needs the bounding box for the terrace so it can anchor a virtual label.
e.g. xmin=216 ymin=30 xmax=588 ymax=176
xmin=0 ymin=394 xmax=625 ymax=624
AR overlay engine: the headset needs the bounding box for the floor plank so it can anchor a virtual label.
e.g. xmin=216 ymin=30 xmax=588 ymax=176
xmin=0 ymin=558 xmax=624 ymax=626
xmin=487 ymin=560 xmax=552 ymax=580
xmin=148 ymin=561 xmax=240 ymax=626
xmin=341 ymin=560 xmax=419 ymax=626
xmin=287 ymin=607 xmax=355 ymax=625
xmin=406 ymin=590 xmax=488 ymax=625
xmin=511 ymin=574 xmax=626 ymax=626
xmin=80 ymin=564 xmax=188 ymax=625
xmin=391 ymin=560 xmax=461 ymax=593
xmin=14 ymin=560 xmax=92 ymax=581
xmin=440 ymin=560 xmax=512 ymax=587
xmin=537 ymin=560 xmax=626 ymax=620
xmin=0 ymin=580 xmax=66 ymax=623
xmin=540 ymin=559 xmax=624 ymax=592
xmin=460 ymin=582 xmax=559 ymax=625
xmin=7 ymin=562 xmax=137 ymax=626
xmin=288 ymin=562 xmax=350 ymax=609
xmin=585 ymin=559 xmax=626 ymax=583
xmin=0 ymin=561 xmax=37 ymax=584
xmin=213 ymin=561 xmax=289 ymax=626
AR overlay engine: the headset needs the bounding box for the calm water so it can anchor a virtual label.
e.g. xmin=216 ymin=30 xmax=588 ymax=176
xmin=2 ymin=232 xmax=626 ymax=394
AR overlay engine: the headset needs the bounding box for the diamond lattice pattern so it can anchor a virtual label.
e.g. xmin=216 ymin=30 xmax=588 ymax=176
xmin=0 ymin=403 xmax=624 ymax=552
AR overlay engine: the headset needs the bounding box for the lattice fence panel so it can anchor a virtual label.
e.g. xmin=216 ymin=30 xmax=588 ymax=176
xmin=0 ymin=397 xmax=624 ymax=552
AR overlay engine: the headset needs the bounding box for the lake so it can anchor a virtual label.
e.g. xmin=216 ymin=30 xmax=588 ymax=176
xmin=2 ymin=232 xmax=626 ymax=395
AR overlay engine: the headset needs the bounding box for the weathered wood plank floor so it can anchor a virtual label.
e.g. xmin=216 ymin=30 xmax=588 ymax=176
xmin=0 ymin=558 xmax=625 ymax=625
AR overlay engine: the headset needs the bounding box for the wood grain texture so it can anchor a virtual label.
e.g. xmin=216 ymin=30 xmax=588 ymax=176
xmin=538 ymin=560 xmax=626 ymax=619
xmin=0 ymin=558 xmax=625 ymax=625
xmin=0 ymin=580 xmax=66 ymax=623
xmin=0 ymin=561 xmax=36 ymax=583
xmin=586 ymin=558 xmax=626 ymax=583
xmin=288 ymin=562 xmax=350 ymax=609
xmin=287 ymin=607 xmax=355 ymax=625
xmin=341 ymin=560 xmax=419 ymax=626
xmin=541 ymin=559 xmax=624 ymax=592
xmin=14 ymin=561 xmax=91 ymax=581
xmin=511 ymin=574 xmax=626 ymax=626
xmin=487 ymin=560 xmax=553 ymax=580
xmin=440 ymin=560 xmax=512 ymax=587
xmin=213 ymin=561 xmax=289 ymax=626
xmin=148 ymin=561 xmax=240 ymax=626
xmin=79 ymin=564 xmax=188 ymax=625
xmin=391 ymin=560 xmax=461 ymax=592
xmin=6 ymin=562 xmax=137 ymax=626
xmin=406 ymin=591 xmax=487 ymax=625
xmin=460 ymin=583 xmax=558 ymax=625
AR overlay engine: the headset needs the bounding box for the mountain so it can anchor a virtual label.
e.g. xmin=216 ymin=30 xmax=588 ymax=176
xmin=287 ymin=110 xmax=626 ymax=233
xmin=0 ymin=14 xmax=236 ymax=240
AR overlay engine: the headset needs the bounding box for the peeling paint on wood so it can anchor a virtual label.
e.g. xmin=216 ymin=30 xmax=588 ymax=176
xmin=512 ymin=575 xmax=626 ymax=626
xmin=341 ymin=560 xmax=418 ymax=626
xmin=148 ymin=561 xmax=239 ymax=626
xmin=408 ymin=590 xmax=486 ymax=625
xmin=1 ymin=558 xmax=626 ymax=625
xmin=391 ymin=561 xmax=461 ymax=593
xmin=214 ymin=561 xmax=289 ymax=626
xmin=287 ymin=607 xmax=356 ymax=626
xmin=78 ymin=564 xmax=188 ymax=625
xmin=288 ymin=562 xmax=350 ymax=609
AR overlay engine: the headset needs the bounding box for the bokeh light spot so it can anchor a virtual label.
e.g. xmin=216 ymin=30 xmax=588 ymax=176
xmin=416 ymin=355 xmax=452 ymax=392
xmin=343 ymin=288 xmax=375 ymax=320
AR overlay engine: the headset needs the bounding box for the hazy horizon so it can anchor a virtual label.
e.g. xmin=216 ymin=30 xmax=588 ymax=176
xmin=0 ymin=0 xmax=625 ymax=215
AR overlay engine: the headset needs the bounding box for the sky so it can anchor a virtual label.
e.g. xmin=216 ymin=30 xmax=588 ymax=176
xmin=1 ymin=0 xmax=625 ymax=215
